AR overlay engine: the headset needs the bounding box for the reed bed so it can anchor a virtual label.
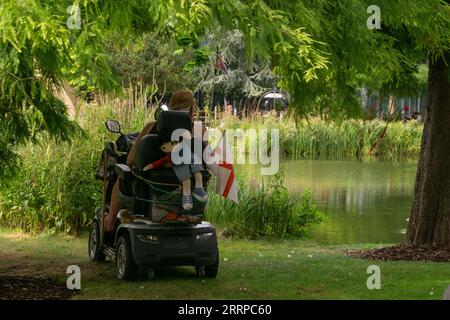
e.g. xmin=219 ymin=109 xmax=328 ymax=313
xmin=216 ymin=114 xmax=422 ymax=160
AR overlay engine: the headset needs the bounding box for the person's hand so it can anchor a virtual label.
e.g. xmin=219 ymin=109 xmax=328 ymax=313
xmin=143 ymin=163 xmax=154 ymax=171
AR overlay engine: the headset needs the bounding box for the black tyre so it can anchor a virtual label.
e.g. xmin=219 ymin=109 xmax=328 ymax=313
xmin=195 ymin=265 xmax=206 ymax=277
xmin=88 ymin=220 xmax=106 ymax=262
xmin=205 ymin=252 xmax=219 ymax=278
xmin=147 ymin=268 xmax=156 ymax=280
xmin=115 ymin=233 xmax=138 ymax=280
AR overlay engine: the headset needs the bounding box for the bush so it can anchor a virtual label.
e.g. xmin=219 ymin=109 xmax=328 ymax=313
xmin=0 ymin=103 xmax=151 ymax=233
xmin=205 ymin=169 xmax=324 ymax=239
xmin=0 ymin=139 xmax=101 ymax=233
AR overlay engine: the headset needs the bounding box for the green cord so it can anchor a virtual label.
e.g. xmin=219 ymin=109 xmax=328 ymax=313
xmin=134 ymin=174 xmax=180 ymax=196
xmin=135 ymin=197 xmax=180 ymax=205
xmin=133 ymin=174 xmax=205 ymax=205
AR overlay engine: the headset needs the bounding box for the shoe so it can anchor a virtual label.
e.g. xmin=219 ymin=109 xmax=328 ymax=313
xmin=182 ymin=195 xmax=193 ymax=211
xmin=192 ymin=187 xmax=208 ymax=202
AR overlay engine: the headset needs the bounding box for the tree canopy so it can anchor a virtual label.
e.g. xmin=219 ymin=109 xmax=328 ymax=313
xmin=1 ymin=0 xmax=450 ymax=174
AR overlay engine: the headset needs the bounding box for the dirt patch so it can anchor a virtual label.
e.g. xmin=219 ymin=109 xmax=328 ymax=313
xmin=347 ymin=244 xmax=450 ymax=262
xmin=0 ymin=276 xmax=78 ymax=300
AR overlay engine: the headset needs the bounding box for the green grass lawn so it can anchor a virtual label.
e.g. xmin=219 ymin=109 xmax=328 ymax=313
xmin=1 ymin=227 xmax=449 ymax=300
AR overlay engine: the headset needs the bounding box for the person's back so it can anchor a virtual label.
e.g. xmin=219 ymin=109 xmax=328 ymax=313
xmin=104 ymin=90 xmax=202 ymax=232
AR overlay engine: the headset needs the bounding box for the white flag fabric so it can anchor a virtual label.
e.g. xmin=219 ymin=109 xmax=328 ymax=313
xmin=205 ymin=137 xmax=239 ymax=204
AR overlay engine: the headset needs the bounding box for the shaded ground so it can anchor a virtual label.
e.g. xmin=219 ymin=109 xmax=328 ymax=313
xmin=347 ymin=244 xmax=450 ymax=262
xmin=1 ymin=228 xmax=450 ymax=299
xmin=0 ymin=276 xmax=76 ymax=300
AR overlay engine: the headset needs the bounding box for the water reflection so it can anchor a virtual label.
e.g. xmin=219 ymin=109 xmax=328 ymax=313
xmin=240 ymin=159 xmax=418 ymax=244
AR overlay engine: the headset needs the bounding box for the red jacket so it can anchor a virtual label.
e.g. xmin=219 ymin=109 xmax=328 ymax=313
xmin=147 ymin=154 xmax=173 ymax=169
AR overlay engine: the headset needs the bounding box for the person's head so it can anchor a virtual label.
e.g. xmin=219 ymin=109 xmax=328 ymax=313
xmin=169 ymin=90 xmax=196 ymax=117
xmin=160 ymin=141 xmax=178 ymax=153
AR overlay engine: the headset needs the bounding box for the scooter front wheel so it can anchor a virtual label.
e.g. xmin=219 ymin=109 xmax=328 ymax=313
xmin=115 ymin=233 xmax=138 ymax=280
xmin=147 ymin=268 xmax=156 ymax=280
xmin=205 ymin=254 xmax=219 ymax=278
xmin=195 ymin=265 xmax=206 ymax=277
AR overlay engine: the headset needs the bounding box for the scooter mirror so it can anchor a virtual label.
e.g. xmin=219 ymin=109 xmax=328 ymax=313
xmin=105 ymin=120 xmax=121 ymax=133
xmin=154 ymin=104 xmax=169 ymax=121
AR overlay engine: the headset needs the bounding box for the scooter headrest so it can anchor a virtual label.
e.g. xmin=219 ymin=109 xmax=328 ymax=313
xmin=134 ymin=134 xmax=165 ymax=172
xmin=156 ymin=111 xmax=192 ymax=142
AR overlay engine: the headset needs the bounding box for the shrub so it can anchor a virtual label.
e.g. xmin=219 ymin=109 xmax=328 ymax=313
xmin=0 ymin=103 xmax=151 ymax=233
xmin=205 ymin=169 xmax=324 ymax=239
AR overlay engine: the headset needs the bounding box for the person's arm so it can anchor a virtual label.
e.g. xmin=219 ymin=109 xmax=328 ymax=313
xmin=143 ymin=154 xmax=171 ymax=171
xmin=126 ymin=121 xmax=156 ymax=167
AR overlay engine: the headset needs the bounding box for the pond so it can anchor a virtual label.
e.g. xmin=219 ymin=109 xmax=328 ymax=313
xmin=284 ymin=159 xmax=418 ymax=245
xmin=241 ymin=159 xmax=418 ymax=245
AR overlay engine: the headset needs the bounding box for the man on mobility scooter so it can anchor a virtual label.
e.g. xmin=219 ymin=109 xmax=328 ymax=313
xmin=89 ymin=91 xmax=219 ymax=280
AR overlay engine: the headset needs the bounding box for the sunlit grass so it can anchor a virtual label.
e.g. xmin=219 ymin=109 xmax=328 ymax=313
xmin=1 ymin=229 xmax=449 ymax=300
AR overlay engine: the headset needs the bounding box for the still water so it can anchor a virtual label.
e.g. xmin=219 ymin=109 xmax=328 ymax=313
xmin=284 ymin=159 xmax=417 ymax=244
xmin=242 ymin=159 xmax=418 ymax=245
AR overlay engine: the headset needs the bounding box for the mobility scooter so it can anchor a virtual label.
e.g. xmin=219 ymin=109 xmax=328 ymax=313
xmin=88 ymin=111 xmax=219 ymax=280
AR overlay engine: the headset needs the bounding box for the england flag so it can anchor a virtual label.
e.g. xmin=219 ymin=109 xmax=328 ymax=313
xmin=205 ymin=136 xmax=239 ymax=204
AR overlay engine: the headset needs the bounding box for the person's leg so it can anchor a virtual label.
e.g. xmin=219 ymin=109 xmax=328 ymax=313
xmin=191 ymin=164 xmax=208 ymax=202
xmin=173 ymin=164 xmax=194 ymax=210
xmin=194 ymin=171 xmax=203 ymax=188
xmin=104 ymin=180 xmax=122 ymax=232
xmin=182 ymin=178 xmax=191 ymax=196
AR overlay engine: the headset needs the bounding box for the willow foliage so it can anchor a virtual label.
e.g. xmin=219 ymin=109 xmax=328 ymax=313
xmin=1 ymin=0 xmax=450 ymax=176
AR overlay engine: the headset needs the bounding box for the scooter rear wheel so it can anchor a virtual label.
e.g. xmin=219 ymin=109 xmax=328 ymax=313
xmin=88 ymin=221 xmax=106 ymax=262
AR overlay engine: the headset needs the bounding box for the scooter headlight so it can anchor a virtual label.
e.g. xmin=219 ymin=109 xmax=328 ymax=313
xmin=137 ymin=234 xmax=159 ymax=244
xmin=196 ymin=232 xmax=214 ymax=241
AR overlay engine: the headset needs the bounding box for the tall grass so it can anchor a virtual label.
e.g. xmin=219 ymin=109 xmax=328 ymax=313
xmin=217 ymin=114 xmax=422 ymax=160
xmin=205 ymin=170 xmax=323 ymax=239
xmin=0 ymin=103 xmax=152 ymax=233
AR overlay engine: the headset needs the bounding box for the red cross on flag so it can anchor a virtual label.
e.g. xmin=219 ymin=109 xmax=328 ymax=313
xmin=205 ymin=137 xmax=238 ymax=204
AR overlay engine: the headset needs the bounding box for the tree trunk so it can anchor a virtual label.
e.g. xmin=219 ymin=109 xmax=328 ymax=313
xmin=388 ymin=95 xmax=396 ymax=116
xmin=406 ymin=53 xmax=450 ymax=247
